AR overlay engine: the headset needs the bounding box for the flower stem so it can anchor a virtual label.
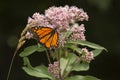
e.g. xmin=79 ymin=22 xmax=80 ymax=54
xmin=6 ymin=48 xmax=18 ymax=80
xmin=62 ymin=54 xmax=72 ymax=79
xmin=55 ymin=48 xmax=62 ymax=80
xmin=6 ymin=36 xmax=26 ymax=80
xmin=45 ymin=49 xmax=51 ymax=64
xmin=63 ymin=57 xmax=81 ymax=79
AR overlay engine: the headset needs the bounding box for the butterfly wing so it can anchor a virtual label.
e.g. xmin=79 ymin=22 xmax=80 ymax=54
xmin=45 ymin=31 xmax=58 ymax=48
xmin=31 ymin=27 xmax=58 ymax=48
xmin=51 ymin=32 xmax=58 ymax=47
xmin=32 ymin=27 xmax=52 ymax=38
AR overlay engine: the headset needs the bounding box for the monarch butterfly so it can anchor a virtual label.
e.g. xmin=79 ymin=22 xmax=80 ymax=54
xmin=31 ymin=27 xmax=59 ymax=48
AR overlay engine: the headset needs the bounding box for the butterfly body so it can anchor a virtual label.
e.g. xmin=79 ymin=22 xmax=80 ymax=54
xmin=31 ymin=27 xmax=59 ymax=48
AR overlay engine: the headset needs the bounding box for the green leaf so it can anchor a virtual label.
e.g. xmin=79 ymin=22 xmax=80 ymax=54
xmin=67 ymin=40 xmax=107 ymax=51
xmin=22 ymin=66 xmax=53 ymax=79
xmin=37 ymin=43 xmax=46 ymax=52
xmin=60 ymin=53 xmax=77 ymax=76
xmin=92 ymin=49 xmax=103 ymax=57
xmin=65 ymin=44 xmax=82 ymax=54
xmin=66 ymin=75 xmax=100 ymax=80
xmin=72 ymin=62 xmax=89 ymax=71
xmin=65 ymin=53 xmax=77 ymax=72
xmin=23 ymin=57 xmax=32 ymax=67
xmin=19 ymin=45 xmax=45 ymax=57
xmin=22 ymin=57 xmax=53 ymax=79
xmin=60 ymin=57 xmax=69 ymax=76
xmin=19 ymin=45 xmax=38 ymax=57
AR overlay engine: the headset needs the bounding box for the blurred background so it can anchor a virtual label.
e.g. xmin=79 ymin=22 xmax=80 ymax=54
xmin=0 ymin=0 xmax=120 ymax=80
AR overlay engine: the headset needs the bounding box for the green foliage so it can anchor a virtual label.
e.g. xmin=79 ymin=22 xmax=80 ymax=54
xmin=22 ymin=57 xmax=53 ymax=79
xmin=19 ymin=40 xmax=106 ymax=80
xmin=65 ymin=43 xmax=82 ymax=55
xmin=66 ymin=40 xmax=106 ymax=57
xmin=92 ymin=49 xmax=103 ymax=57
xmin=72 ymin=61 xmax=89 ymax=71
xmin=66 ymin=75 xmax=100 ymax=80
xmin=19 ymin=44 xmax=45 ymax=57
xmin=60 ymin=53 xmax=77 ymax=76
xmin=67 ymin=40 xmax=106 ymax=50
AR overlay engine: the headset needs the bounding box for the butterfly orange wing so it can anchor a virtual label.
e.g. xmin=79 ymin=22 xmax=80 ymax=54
xmin=31 ymin=27 xmax=58 ymax=48
xmin=45 ymin=31 xmax=58 ymax=48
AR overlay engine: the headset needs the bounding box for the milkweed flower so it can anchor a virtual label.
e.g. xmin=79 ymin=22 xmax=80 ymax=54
xmin=25 ymin=31 xmax=34 ymax=39
xmin=45 ymin=5 xmax=72 ymax=31
xmin=18 ymin=4 xmax=106 ymax=80
xmin=81 ymin=48 xmax=94 ymax=63
xmin=26 ymin=5 xmax=89 ymax=47
xmin=69 ymin=6 xmax=89 ymax=21
xmin=27 ymin=5 xmax=88 ymax=30
xmin=48 ymin=61 xmax=61 ymax=79
xmin=28 ymin=13 xmax=52 ymax=28
xmin=71 ymin=24 xmax=86 ymax=40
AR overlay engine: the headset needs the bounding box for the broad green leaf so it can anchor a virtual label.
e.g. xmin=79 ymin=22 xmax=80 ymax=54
xmin=67 ymin=40 xmax=107 ymax=51
xmin=22 ymin=66 xmax=53 ymax=79
xmin=65 ymin=44 xmax=82 ymax=54
xmin=37 ymin=43 xmax=46 ymax=52
xmin=22 ymin=57 xmax=53 ymax=79
xmin=36 ymin=46 xmax=46 ymax=52
xmin=19 ymin=45 xmax=45 ymax=57
xmin=23 ymin=57 xmax=32 ymax=67
xmin=66 ymin=75 xmax=100 ymax=80
xmin=92 ymin=49 xmax=103 ymax=57
xmin=65 ymin=53 xmax=77 ymax=72
xmin=60 ymin=57 xmax=69 ymax=76
xmin=19 ymin=45 xmax=38 ymax=57
xmin=72 ymin=62 xmax=89 ymax=71
xmin=60 ymin=53 xmax=77 ymax=76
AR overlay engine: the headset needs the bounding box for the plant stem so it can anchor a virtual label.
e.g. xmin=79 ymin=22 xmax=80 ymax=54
xmin=6 ymin=48 xmax=18 ymax=80
xmin=56 ymin=48 xmax=62 ymax=80
xmin=6 ymin=36 xmax=26 ymax=80
xmin=63 ymin=57 xmax=81 ymax=79
xmin=45 ymin=49 xmax=51 ymax=64
xmin=62 ymin=54 xmax=72 ymax=79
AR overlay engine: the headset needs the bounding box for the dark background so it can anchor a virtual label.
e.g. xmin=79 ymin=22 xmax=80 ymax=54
xmin=0 ymin=0 xmax=120 ymax=80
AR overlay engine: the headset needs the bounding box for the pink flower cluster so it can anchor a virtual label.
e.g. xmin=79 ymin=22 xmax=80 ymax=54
xmin=27 ymin=5 xmax=88 ymax=31
xmin=71 ymin=24 xmax=86 ymax=40
xmin=28 ymin=13 xmax=52 ymax=28
xmin=48 ymin=61 xmax=61 ymax=79
xmin=26 ymin=5 xmax=89 ymax=46
xmin=45 ymin=6 xmax=72 ymax=31
xmin=81 ymin=48 xmax=94 ymax=63
xmin=69 ymin=6 xmax=88 ymax=21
